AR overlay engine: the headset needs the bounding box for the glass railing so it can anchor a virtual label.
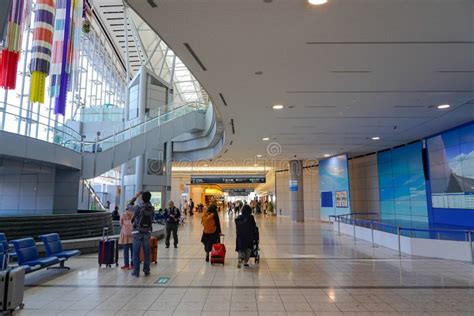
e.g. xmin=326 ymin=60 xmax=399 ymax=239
xmin=0 ymin=100 xmax=208 ymax=153
xmin=329 ymin=213 xmax=474 ymax=242
xmin=79 ymin=105 xmax=125 ymax=122
xmin=0 ymin=103 xmax=83 ymax=152
xmin=82 ymin=102 xmax=206 ymax=153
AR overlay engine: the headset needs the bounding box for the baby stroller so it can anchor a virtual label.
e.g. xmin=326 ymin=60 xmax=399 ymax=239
xmin=250 ymin=227 xmax=260 ymax=264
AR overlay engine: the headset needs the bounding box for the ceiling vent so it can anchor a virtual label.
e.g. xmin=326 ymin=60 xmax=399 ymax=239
xmin=147 ymin=0 xmax=157 ymax=8
xmin=230 ymin=119 xmax=235 ymax=134
xmin=184 ymin=43 xmax=207 ymax=71
xmin=219 ymin=93 xmax=228 ymax=106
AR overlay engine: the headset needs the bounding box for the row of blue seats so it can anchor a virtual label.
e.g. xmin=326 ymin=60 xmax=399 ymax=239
xmin=0 ymin=233 xmax=81 ymax=273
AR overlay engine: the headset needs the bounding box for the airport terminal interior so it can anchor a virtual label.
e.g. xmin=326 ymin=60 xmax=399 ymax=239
xmin=0 ymin=0 xmax=473 ymax=315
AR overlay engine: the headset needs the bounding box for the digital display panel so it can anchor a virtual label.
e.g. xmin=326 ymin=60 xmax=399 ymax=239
xmin=190 ymin=176 xmax=266 ymax=184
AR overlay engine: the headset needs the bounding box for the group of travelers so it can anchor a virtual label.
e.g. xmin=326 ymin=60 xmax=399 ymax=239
xmin=115 ymin=192 xmax=259 ymax=277
xmin=227 ymin=199 xmax=273 ymax=216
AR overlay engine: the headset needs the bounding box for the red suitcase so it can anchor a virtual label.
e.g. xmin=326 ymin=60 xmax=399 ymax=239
xmin=210 ymin=238 xmax=226 ymax=265
xmin=140 ymin=236 xmax=158 ymax=264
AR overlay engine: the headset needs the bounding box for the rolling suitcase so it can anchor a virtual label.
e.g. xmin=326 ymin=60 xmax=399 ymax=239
xmin=210 ymin=237 xmax=226 ymax=265
xmin=0 ymin=244 xmax=8 ymax=271
xmin=0 ymin=267 xmax=25 ymax=315
xmin=98 ymin=228 xmax=118 ymax=267
xmin=140 ymin=236 xmax=158 ymax=264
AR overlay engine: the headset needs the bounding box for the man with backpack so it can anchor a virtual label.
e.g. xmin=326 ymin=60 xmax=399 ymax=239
xmin=164 ymin=200 xmax=181 ymax=248
xmin=130 ymin=191 xmax=155 ymax=277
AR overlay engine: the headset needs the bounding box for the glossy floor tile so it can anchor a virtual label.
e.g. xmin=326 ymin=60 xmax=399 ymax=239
xmin=17 ymin=214 xmax=474 ymax=315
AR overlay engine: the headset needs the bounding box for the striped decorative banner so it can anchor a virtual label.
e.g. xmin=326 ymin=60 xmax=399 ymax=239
xmin=30 ymin=0 xmax=56 ymax=103
xmin=50 ymin=0 xmax=72 ymax=115
xmin=0 ymin=0 xmax=30 ymax=90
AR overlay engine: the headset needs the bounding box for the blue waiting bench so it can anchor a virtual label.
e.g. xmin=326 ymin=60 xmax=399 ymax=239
xmin=10 ymin=234 xmax=80 ymax=273
xmin=0 ymin=233 xmax=16 ymax=260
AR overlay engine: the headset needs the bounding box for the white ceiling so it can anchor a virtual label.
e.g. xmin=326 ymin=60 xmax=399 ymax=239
xmin=127 ymin=0 xmax=474 ymax=162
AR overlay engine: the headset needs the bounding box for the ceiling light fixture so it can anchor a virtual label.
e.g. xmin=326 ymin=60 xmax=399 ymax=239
xmin=272 ymin=104 xmax=284 ymax=110
xmin=324 ymin=154 xmax=330 ymax=157
xmin=308 ymin=0 xmax=328 ymax=5
xmin=372 ymin=136 xmax=380 ymax=140
xmin=437 ymin=104 xmax=450 ymax=109
xmin=257 ymin=154 xmax=263 ymax=158
xmin=262 ymin=137 xmax=270 ymax=141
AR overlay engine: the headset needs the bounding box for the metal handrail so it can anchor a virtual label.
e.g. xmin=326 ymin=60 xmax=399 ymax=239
xmin=330 ymin=213 xmax=474 ymax=241
xmin=0 ymin=104 xmax=82 ymax=152
xmin=0 ymin=102 xmax=82 ymax=140
xmin=83 ymin=179 xmax=106 ymax=210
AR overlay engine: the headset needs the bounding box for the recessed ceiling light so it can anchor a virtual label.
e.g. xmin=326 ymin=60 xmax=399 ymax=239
xmin=272 ymin=104 xmax=284 ymax=110
xmin=437 ymin=104 xmax=450 ymax=109
xmin=257 ymin=154 xmax=263 ymax=158
xmin=308 ymin=0 xmax=328 ymax=5
xmin=324 ymin=154 xmax=330 ymax=157
xmin=372 ymin=136 xmax=380 ymax=140
xmin=262 ymin=137 xmax=270 ymax=141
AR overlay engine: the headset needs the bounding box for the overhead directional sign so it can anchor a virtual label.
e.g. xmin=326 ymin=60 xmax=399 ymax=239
xmin=224 ymin=189 xmax=254 ymax=196
xmin=191 ymin=175 xmax=266 ymax=184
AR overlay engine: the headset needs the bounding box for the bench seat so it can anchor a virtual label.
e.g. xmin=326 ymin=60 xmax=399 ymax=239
xmin=39 ymin=233 xmax=81 ymax=259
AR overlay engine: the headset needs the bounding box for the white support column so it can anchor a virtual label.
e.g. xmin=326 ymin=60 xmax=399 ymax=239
xmin=289 ymin=160 xmax=304 ymax=222
xmin=164 ymin=141 xmax=172 ymax=204
xmin=134 ymin=66 xmax=147 ymax=193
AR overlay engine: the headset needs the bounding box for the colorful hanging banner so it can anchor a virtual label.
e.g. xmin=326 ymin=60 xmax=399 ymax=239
xmin=0 ymin=0 xmax=30 ymax=90
xmin=30 ymin=0 xmax=55 ymax=103
xmin=50 ymin=0 xmax=82 ymax=115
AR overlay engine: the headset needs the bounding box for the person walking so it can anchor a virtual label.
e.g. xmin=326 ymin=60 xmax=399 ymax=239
xmin=201 ymin=204 xmax=223 ymax=262
xmin=183 ymin=200 xmax=189 ymax=216
xmin=119 ymin=205 xmax=134 ymax=270
xmin=164 ymin=200 xmax=181 ymax=248
xmin=235 ymin=204 xmax=257 ymax=268
xmin=189 ymin=199 xmax=195 ymax=216
xmin=131 ymin=191 xmax=155 ymax=277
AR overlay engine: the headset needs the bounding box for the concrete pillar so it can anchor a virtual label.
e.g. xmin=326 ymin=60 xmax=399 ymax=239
xmin=289 ymin=160 xmax=304 ymax=222
xmin=134 ymin=66 xmax=147 ymax=193
xmin=164 ymin=141 xmax=172 ymax=203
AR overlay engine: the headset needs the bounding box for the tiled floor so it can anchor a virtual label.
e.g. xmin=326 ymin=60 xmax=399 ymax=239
xmin=17 ymin=213 xmax=474 ymax=315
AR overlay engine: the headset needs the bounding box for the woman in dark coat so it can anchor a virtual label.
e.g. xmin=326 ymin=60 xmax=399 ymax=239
xmin=235 ymin=204 xmax=257 ymax=268
xmin=201 ymin=204 xmax=223 ymax=262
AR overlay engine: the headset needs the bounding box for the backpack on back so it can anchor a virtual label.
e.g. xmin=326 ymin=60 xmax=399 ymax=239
xmin=202 ymin=213 xmax=217 ymax=234
xmin=138 ymin=206 xmax=154 ymax=233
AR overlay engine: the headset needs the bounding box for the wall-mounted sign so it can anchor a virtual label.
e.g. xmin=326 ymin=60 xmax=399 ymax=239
xmin=191 ymin=176 xmax=266 ymax=184
xmin=224 ymin=189 xmax=254 ymax=196
xmin=336 ymin=190 xmax=348 ymax=208
xmin=289 ymin=180 xmax=298 ymax=192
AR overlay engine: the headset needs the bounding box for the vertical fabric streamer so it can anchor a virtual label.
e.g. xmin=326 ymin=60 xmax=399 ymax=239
xmin=30 ymin=0 xmax=55 ymax=103
xmin=70 ymin=0 xmax=83 ymax=92
xmin=50 ymin=0 xmax=82 ymax=115
xmin=50 ymin=0 xmax=72 ymax=115
xmin=0 ymin=0 xmax=29 ymax=90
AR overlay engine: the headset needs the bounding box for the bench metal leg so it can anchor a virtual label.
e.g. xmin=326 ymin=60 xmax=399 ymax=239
xmin=47 ymin=260 xmax=70 ymax=270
